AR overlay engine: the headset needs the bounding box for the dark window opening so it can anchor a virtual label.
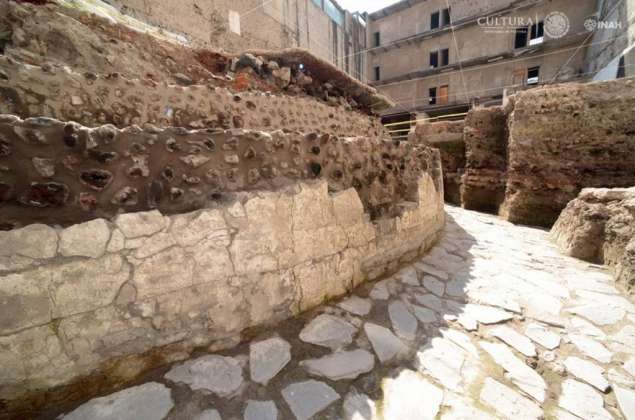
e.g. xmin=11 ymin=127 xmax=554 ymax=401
xmin=429 ymin=87 xmax=437 ymax=104
xmin=529 ymin=21 xmax=544 ymax=45
xmin=442 ymin=8 xmax=451 ymax=26
xmin=373 ymin=32 xmax=380 ymax=47
xmin=527 ymin=66 xmax=540 ymax=84
xmin=374 ymin=66 xmax=381 ymax=81
xmin=514 ymin=27 xmax=528 ymax=49
xmin=431 ymin=11 xmax=440 ymax=30
xmin=430 ymin=51 xmax=439 ymax=68
xmin=441 ymin=48 xmax=449 ymax=66
xmin=617 ymin=56 xmax=626 ymax=78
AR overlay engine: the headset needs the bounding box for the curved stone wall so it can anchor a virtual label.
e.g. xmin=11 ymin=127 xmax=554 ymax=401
xmin=0 ymin=57 xmax=385 ymax=137
xmin=0 ymin=115 xmax=438 ymax=229
xmin=0 ymin=177 xmax=444 ymax=406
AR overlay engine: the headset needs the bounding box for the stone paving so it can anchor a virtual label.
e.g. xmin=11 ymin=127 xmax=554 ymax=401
xmin=60 ymin=206 xmax=635 ymax=420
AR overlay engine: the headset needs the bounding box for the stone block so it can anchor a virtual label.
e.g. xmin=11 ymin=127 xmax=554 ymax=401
xmin=0 ymin=224 xmax=57 ymax=260
xmin=59 ymin=219 xmax=111 ymax=258
xmin=50 ymin=254 xmax=131 ymax=318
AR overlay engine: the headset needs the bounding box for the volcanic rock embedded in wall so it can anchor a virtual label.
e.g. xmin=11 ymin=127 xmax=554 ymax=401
xmin=0 ymin=115 xmax=442 ymax=228
xmin=461 ymin=106 xmax=509 ymax=214
xmin=551 ymin=187 xmax=635 ymax=293
xmin=500 ymin=78 xmax=635 ymax=227
xmin=409 ymin=120 xmax=464 ymax=205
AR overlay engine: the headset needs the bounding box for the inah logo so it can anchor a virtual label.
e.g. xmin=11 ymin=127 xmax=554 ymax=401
xmin=544 ymin=11 xmax=570 ymax=39
xmin=584 ymin=17 xmax=598 ymax=32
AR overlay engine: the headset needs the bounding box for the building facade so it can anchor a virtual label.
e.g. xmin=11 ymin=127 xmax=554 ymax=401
xmin=107 ymin=0 xmax=368 ymax=81
xmin=366 ymin=0 xmax=605 ymax=121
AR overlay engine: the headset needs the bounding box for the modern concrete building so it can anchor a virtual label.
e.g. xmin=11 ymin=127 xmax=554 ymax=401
xmin=365 ymin=0 xmax=610 ymax=124
xmin=107 ymin=0 xmax=368 ymax=81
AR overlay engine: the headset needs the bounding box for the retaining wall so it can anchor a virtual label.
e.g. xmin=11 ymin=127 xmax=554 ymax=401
xmin=0 ymin=115 xmax=435 ymax=229
xmin=551 ymin=187 xmax=635 ymax=294
xmin=409 ymin=120 xmax=465 ymax=205
xmin=0 ymin=176 xmax=445 ymax=406
xmin=461 ymin=106 xmax=509 ymax=214
xmin=500 ymin=78 xmax=635 ymax=227
xmin=0 ymin=57 xmax=384 ymax=137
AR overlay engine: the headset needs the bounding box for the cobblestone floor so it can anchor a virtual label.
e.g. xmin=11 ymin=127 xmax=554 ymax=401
xmin=60 ymin=206 xmax=635 ymax=420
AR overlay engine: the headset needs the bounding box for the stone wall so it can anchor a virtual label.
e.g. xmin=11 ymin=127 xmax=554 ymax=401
xmin=500 ymin=78 xmax=635 ymax=227
xmin=0 ymin=176 xmax=445 ymax=406
xmin=0 ymin=57 xmax=384 ymax=137
xmin=0 ymin=115 xmax=438 ymax=229
xmin=409 ymin=120 xmax=465 ymax=205
xmin=551 ymin=188 xmax=635 ymax=293
xmin=460 ymin=106 xmax=508 ymax=214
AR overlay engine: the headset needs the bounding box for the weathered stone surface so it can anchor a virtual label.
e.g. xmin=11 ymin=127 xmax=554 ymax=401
xmin=489 ymin=325 xmax=537 ymax=357
xmin=615 ymin=385 xmax=635 ymax=420
xmin=382 ymin=369 xmax=443 ymax=420
xmin=165 ymin=355 xmax=243 ymax=397
xmin=0 ymin=269 xmax=52 ymax=334
xmin=422 ymin=275 xmax=445 ymax=297
xmin=244 ymin=400 xmax=277 ymax=420
xmin=337 ymin=296 xmax=372 ymax=316
xmin=50 ymin=254 xmax=131 ymax=318
xmin=412 ymin=304 xmax=438 ymax=324
xmin=59 ymin=219 xmax=111 ymax=258
xmin=501 ymin=80 xmax=635 ymax=228
xmin=249 ymin=337 xmax=291 ymax=385
xmin=301 ymin=349 xmax=374 ymax=381
xmin=194 ymin=409 xmax=222 ymax=420
xmin=62 ymin=382 xmax=174 ymax=420
xmin=564 ymin=357 xmax=609 ymax=392
xmin=364 ymin=323 xmax=408 ymax=363
xmin=410 ymin=120 xmax=465 ymax=205
xmin=461 ymin=106 xmax=509 ymax=214
xmin=525 ymin=323 xmax=561 ymax=350
xmin=299 ymin=314 xmax=357 ymax=350
xmin=0 ymin=224 xmax=57 ymax=259
xmin=551 ymin=187 xmax=635 ymax=292
xmin=388 ymin=301 xmax=418 ymax=340
xmin=416 ymin=337 xmax=471 ymax=391
xmin=115 ymin=210 xmax=168 ymax=238
xmin=559 ymin=379 xmax=613 ymax=420
xmin=132 ymin=247 xmax=194 ymax=298
xmin=480 ymin=377 xmax=542 ymax=420
xmin=568 ymin=334 xmax=612 ymax=364
xmin=480 ymin=341 xmax=546 ymax=402
xmin=281 ymin=380 xmax=340 ymax=420
xmin=463 ymin=304 xmax=514 ymax=325
xmin=343 ymin=391 xmax=377 ymax=420
xmin=567 ymin=304 xmax=625 ymax=326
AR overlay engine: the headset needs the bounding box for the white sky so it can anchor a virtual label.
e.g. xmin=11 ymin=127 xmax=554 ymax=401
xmin=336 ymin=0 xmax=399 ymax=13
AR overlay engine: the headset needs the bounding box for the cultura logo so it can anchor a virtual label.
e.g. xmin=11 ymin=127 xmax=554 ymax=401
xmin=544 ymin=11 xmax=570 ymax=39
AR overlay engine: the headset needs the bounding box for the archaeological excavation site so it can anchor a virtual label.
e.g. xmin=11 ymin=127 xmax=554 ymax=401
xmin=0 ymin=0 xmax=634 ymax=419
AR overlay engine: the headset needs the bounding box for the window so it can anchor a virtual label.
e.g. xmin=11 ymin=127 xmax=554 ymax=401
xmin=373 ymin=32 xmax=381 ymax=47
xmin=429 ymin=87 xmax=437 ymax=104
xmin=374 ymin=66 xmax=381 ymax=81
xmin=442 ymin=8 xmax=451 ymax=26
xmin=311 ymin=0 xmax=322 ymax=7
xmin=514 ymin=27 xmax=528 ymax=49
xmin=617 ymin=56 xmax=626 ymax=78
xmin=441 ymin=48 xmax=449 ymax=66
xmin=431 ymin=11 xmax=440 ymax=30
xmin=527 ymin=66 xmax=540 ymax=85
xmin=529 ymin=21 xmax=544 ymax=45
xmin=324 ymin=0 xmax=344 ymax=26
xmin=430 ymin=51 xmax=439 ymax=68
xmin=438 ymin=85 xmax=449 ymax=105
